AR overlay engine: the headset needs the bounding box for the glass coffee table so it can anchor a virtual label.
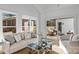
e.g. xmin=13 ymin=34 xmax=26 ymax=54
xmin=26 ymin=42 xmax=52 ymax=54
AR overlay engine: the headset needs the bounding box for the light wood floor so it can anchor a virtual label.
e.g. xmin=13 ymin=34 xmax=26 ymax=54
xmin=14 ymin=48 xmax=35 ymax=54
xmin=14 ymin=40 xmax=79 ymax=54
xmin=14 ymin=47 xmax=57 ymax=54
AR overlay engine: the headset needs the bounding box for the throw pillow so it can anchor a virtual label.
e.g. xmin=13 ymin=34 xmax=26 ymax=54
xmin=21 ymin=32 xmax=25 ymax=40
xmin=4 ymin=35 xmax=16 ymax=45
xmin=25 ymin=33 xmax=30 ymax=39
xmin=14 ymin=34 xmax=22 ymax=42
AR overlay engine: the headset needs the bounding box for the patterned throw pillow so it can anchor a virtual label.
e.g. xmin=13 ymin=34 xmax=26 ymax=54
xmin=14 ymin=33 xmax=22 ymax=42
xmin=4 ymin=35 xmax=16 ymax=45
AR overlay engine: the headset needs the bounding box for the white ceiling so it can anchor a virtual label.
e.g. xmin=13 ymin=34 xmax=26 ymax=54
xmin=34 ymin=4 xmax=56 ymax=14
xmin=34 ymin=4 xmax=78 ymax=14
xmin=0 ymin=4 xmax=78 ymax=17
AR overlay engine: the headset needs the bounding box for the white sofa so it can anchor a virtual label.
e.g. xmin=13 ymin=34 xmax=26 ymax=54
xmin=3 ymin=32 xmax=38 ymax=54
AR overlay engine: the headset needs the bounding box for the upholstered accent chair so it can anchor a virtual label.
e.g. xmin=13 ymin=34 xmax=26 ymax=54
xmin=69 ymin=34 xmax=79 ymax=53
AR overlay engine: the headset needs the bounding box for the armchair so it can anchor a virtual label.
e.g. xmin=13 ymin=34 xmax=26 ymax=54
xmin=69 ymin=34 xmax=79 ymax=53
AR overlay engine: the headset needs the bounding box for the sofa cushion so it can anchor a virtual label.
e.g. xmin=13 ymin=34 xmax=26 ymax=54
xmin=21 ymin=32 xmax=25 ymax=40
xmin=10 ymin=39 xmax=27 ymax=53
xmin=25 ymin=33 xmax=30 ymax=39
xmin=14 ymin=33 xmax=22 ymax=42
xmin=4 ymin=35 xmax=16 ymax=45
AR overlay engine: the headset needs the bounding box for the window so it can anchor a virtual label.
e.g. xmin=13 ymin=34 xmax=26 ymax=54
xmin=3 ymin=13 xmax=16 ymax=33
xmin=57 ymin=18 xmax=74 ymax=34
xmin=30 ymin=20 xmax=37 ymax=38
xmin=30 ymin=20 xmax=37 ymax=33
xmin=22 ymin=15 xmax=37 ymax=38
xmin=22 ymin=19 xmax=29 ymax=32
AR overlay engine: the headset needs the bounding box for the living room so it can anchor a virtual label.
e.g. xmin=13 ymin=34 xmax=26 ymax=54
xmin=0 ymin=4 xmax=79 ymax=54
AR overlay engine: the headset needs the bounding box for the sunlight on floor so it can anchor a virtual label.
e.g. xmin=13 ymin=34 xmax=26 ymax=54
xmin=59 ymin=40 xmax=69 ymax=54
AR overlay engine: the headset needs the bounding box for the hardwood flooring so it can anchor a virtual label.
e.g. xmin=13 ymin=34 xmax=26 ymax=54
xmin=13 ymin=40 xmax=79 ymax=54
xmin=14 ymin=48 xmax=36 ymax=54
xmin=13 ymin=47 xmax=57 ymax=54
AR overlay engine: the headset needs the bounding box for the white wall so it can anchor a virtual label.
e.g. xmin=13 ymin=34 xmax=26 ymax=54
xmin=0 ymin=11 xmax=4 ymax=42
xmin=57 ymin=18 xmax=74 ymax=34
xmin=45 ymin=5 xmax=79 ymax=34
xmin=1 ymin=4 xmax=79 ymax=42
xmin=0 ymin=4 xmax=41 ymax=33
xmin=0 ymin=4 xmax=41 ymax=42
